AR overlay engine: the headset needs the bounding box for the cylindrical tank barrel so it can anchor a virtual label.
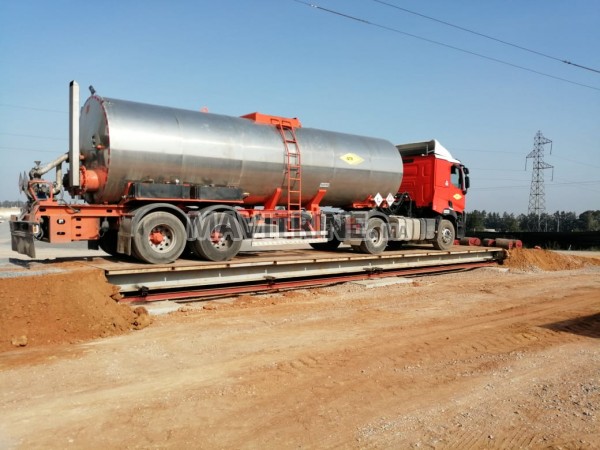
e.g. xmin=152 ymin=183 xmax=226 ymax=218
xmin=79 ymin=96 xmax=403 ymax=207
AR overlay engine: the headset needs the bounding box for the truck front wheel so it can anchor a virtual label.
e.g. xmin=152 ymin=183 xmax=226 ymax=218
xmin=432 ymin=219 xmax=455 ymax=251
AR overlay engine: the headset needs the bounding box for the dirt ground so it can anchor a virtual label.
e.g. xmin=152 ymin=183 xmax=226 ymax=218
xmin=1 ymin=249 xmax=600 ymax=449
xmin=0 ymin=264 xmax=150 ymax=352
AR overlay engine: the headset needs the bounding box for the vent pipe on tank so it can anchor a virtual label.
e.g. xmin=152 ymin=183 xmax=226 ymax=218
xmin=68 ymin=80 xmax=80 ymax=187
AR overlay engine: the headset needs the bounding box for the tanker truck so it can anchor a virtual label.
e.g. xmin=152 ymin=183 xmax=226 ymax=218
xmin=10 ymin=81 xmax=470 ymax=264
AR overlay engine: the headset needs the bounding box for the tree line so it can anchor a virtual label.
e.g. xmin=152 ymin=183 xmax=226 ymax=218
xmin=466 ymin=210 xmax=600 ymax=233
xmin=1 ymin=200 xmax=26 ymax=208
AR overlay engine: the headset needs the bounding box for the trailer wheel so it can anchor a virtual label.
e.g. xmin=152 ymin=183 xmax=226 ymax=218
xmin=358 ymin=217 xmax=388 ymax=254
xmin=432 ymin=219 xmax=455 ymax=251
xmin=98 ymin=230 xmax=119 ymax=257
xmin=191 ymin=212 xmax=242 ymax=262
xmin=132 ymin=211 xmax=186 ymax=264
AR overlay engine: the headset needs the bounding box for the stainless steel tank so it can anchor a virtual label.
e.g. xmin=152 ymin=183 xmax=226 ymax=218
xmin=79 ymin=95 xmax=403 ymax=207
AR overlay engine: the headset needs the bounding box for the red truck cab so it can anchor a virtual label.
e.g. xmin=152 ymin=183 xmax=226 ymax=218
xmin=397 ymin=140 xmax=470 ymax=239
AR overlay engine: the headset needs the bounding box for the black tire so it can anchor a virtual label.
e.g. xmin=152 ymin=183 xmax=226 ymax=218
xmin=432 ymin=219 xmax=455 ymax=251
xmin=358 ymin=217 xmax=388 ymax=254
xmin=386 ymin=240 xmax=405 ymax=251
xmin=132 ymin=211 xmax=186 ymax=264
xmin=309 ymin=238 xmax=341 ymax=251
xmin=98 ymin=230 xmax=119 ymax=257
xmin=191 ymin=212 xmax=243 ymax=262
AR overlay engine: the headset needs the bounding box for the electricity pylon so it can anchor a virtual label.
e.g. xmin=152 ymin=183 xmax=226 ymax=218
xmin=525 ymin=131 xmax=553 ymax=231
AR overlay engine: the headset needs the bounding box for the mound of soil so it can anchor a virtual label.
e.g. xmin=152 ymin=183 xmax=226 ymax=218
xmin=502 ymin=248 xmax=600 ymax=272
xmin=0 ymin=264 xmax=150 ymax=353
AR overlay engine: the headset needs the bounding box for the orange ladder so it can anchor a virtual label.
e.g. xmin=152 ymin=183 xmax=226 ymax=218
xmin=239 ymin=112 xmax=304 ymax=232
xmin=273 ymin=118 xmax=302 ymax=231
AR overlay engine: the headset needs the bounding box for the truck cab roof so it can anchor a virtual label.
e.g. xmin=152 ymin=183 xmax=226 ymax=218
xmin=396 ymin=139 xmax=461 ymax=164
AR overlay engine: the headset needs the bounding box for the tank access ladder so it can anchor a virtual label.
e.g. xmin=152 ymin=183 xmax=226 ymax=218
xmin=274 ymin=119 xmax=302 ymax=231
xmin=240 ymin=112 xmax=304 ymax=232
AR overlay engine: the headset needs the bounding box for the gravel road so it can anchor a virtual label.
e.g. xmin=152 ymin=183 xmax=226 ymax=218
xmin=1 ymin=260 xmax=599 ymax=449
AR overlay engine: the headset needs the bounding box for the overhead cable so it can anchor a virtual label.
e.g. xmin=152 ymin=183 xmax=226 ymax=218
xmin=0 ymin=103 xmax=67 ymax=114
xmin=292 ymin=1 xmax=600 ymax=91
xmin=0 ymin=145 xmax=61 ymax=154
xmin=373 ymin=0 xmax=600 ymax=74
xmin=0 ymin=132 xmax=66 ymax=141
xmin=475 ymin=180 xmax=600 ymax=191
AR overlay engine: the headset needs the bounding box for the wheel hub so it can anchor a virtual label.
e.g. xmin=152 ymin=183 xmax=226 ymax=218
xmin=441 ymin=229 xmax=453 ymax=244
xmin=211 ymin=227 xmax=232 ymax=250
xmin=149 ymin=231 xmax=164 ymax=245
xmin=147 ymin=225 xmax=173 ymax=252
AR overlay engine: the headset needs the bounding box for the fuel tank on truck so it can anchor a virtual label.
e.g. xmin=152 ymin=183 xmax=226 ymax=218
xmin=79 ymin=95 xmax=403 ymax=207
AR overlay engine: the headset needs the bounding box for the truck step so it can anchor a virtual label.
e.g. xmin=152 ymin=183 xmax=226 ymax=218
xmin=249 ymin=238 xmax=328 ymax=247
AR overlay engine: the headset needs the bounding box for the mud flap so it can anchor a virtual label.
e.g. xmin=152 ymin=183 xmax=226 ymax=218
xmin=117 ymin=216 xmax=133 ymax=255
xmin=10 ymin=220 xmax=36 ymax=258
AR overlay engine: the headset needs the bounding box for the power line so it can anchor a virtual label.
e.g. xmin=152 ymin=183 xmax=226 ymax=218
xmin=292 ymin=1 xmax=600 ymax=92
xmin=474 ymin=179 xmax=600 ymax=191
xmin=552 ymin=154 xmax=600 ymax=170
xmin=462 ymin=150 xmax=600 ymax=170
xmin=454 ymin=147 xmax=523 ymax=155
xmin=0 ymin=145 xmax=63 ymax=154
xmin=473 ymin=177 xmax=531 ymax=183
xmin=472 ymin=167 xmax=534 ymax=173
xmin=553 ymin=177 xmax=600 ymax=194
xmin=372 ymin=0 xmax=600 ymax=74
xmin=0 ymin=103 xmax=67 ymax=114
xmin=0 ymin=132 xmax=66 ymax=141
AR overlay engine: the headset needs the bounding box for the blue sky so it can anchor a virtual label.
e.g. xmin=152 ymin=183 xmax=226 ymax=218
xmin=1 ymin=0 xmax=599 ymax=214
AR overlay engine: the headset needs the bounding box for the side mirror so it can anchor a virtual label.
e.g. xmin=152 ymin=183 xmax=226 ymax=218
xmin=461 ymin=166 xmax=470 ymax=194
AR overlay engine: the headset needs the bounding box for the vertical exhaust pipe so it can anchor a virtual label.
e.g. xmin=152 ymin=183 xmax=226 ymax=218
xmin=69 ymin=80 xmax=80 ymax=188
